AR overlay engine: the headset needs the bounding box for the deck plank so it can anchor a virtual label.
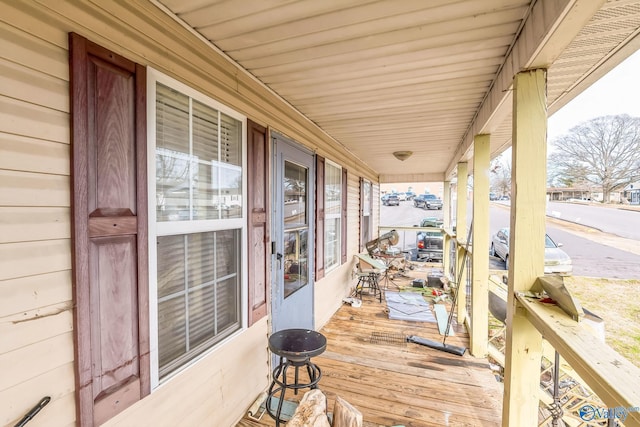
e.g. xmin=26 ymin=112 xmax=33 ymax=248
xmin=236 ymin=288 xmax=502 ymax=426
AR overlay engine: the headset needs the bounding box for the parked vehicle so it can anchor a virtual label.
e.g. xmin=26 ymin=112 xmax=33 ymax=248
xmin=413 ymin=193 xmax=443 ymax=209
xmin=405 ymin=191 xmax=416 ymax=200
xmin=414 ymin=217 xmax=444 ymax=262
xmin=381 ymin=193 xmax=400 ymax=206
xmin=397 ymin=192 xmax=407 ymax=201
xmin=490 ymin=227 xmax=572 ymax=275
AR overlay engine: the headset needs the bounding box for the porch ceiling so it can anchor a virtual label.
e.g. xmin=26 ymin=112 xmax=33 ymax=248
xmin=157 ymin=0 xmax=640 ymax=182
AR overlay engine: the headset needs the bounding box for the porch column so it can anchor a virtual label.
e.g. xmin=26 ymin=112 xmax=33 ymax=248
xmin=471 ymin=134 xmax=490 ymax=357
xmin=442 ymin=180 xmax=451 ymax=276
xmin=502 ymin=69 xmax=546 ymax=427
xmin=455 ymin=162 xmax=468 ymax=322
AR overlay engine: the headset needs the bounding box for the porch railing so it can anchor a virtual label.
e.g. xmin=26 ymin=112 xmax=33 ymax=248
xmin=373 ymin=225 xmax=640 ymax=426
xmin=488 ymin=276 xmax=640 ymax=426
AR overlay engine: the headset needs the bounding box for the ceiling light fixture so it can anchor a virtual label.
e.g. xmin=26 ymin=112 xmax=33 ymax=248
xmin=393 ymin=151 xmax=413 ymax=161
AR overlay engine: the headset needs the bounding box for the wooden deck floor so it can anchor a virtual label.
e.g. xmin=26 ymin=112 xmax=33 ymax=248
xmin=238 ymin=276 xmax=503 ymax=427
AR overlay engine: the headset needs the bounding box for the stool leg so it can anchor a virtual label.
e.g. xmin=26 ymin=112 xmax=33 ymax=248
xmin=293 ymin=364 xmax=300 ymax=395
xmin=275 ymin=363 xmax=289 ymax=423
xmin=306 ymin=362 xmax=314 ymax=386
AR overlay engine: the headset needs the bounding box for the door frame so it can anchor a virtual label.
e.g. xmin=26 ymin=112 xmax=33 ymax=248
xmin=270 ymin=132 xmax=315 ymax=333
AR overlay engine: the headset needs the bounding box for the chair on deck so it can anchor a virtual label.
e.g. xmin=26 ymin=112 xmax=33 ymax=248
xmin=353 ymin=253 xmax=386 ymax=302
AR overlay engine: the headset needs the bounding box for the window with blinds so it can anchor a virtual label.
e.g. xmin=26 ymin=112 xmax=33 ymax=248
xmin=361 ymin=180 xmax=372 ymax=248
xmin=156 ymin=83 xmax=242 ymax=221
xmin=151 ymin=75 xmax=244 ymax=381
xmin=325 ymin=161 xmax=342 ymax=271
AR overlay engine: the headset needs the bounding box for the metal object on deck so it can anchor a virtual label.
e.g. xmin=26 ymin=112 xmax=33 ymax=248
xmin=370 ymin=331 xmax=406 ymax=346
xmin=365 ymin=230 xmax=399 ymax=256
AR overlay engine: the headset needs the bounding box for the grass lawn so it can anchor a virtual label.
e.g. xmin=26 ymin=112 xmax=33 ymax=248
xmin=563 ymin=276 xmax=640 ymax=368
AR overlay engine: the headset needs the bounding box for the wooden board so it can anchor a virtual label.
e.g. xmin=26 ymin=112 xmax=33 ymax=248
xmin=235 ymin=291 xmax=502 ymax=427
xmin=433 ymin=303 xmax=454 ymax=336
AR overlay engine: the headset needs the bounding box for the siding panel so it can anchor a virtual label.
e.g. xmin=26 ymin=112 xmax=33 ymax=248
xmin=0 ymin=363 xmax=76 ymax=427
xmin=0 ymin=240 xmax=71 ymax=281
xmin=0 ymin=171 xmax=69 ymax=207
xmin=0 ymin=207 xmax=70 ymax=243
xmin=0 ymin=270 xmax=72 ymax=316
xmin=0 ymin=21 xmax=68 ymax=79
xmin=0 ymin=304 xmax=72 ymax=355
xmin=0 ymin=329 xmax=74 ymax=392
xmin=0 ymin=58 xmax=68 ymax=112
xmin=0 ymin=133 xmax=69 ymax=175
xmin=0 ymin=96 xmax=69 ymax=144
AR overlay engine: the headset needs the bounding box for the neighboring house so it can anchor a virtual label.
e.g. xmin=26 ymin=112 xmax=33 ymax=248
xmin=624 ymin=182 xmax=640 ymax=205
xmin=547 ymin=187 xmax=592 ymax=201
xmin=590 ymin=191 xmax=622 ymax=203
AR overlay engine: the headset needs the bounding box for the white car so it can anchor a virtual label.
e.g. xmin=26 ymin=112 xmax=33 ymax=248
xmin=396 ymin=192 xmax=407 ymax=201
xmin=490 ymin=227 xmax=572 ymax=275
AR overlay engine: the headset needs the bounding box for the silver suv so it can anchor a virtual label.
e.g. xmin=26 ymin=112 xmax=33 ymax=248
xmin=414 ymin=193 xmax=442 ymax=209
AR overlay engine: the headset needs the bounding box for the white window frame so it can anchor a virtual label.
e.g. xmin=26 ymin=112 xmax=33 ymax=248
xmin=324 ymin=159 xmax=342 ymax=272
xmin=147 ymin=69 xmax=248 ymax=389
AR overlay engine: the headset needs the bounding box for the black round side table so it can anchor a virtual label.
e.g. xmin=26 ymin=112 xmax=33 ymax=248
xmin=265 ymin=329 xmax=327 ymax=426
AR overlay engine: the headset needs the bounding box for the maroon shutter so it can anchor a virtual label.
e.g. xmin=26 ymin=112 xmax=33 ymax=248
xmin=315 ymin=155 xmax=325 ymax=280
xmin=247 ymin=120 xmax=269 ymax=326
xmin=69 ymin=33 xmax=149 ymax=426
xmin=341 ymin=167 xmax=348 ymax=264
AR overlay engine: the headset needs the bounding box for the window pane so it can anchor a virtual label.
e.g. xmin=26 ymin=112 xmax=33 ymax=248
xmin=157 ymin=230 xmax=241 ymax=378
xmin=363 ymin=181 xmax=371 ymax=215
xmin=216 ymin=276 xmax=238 ymax=331
xmin=284 ymin=229 xmax=308 ymax=298
xmin=325 ymin=218 xmax=339 ymax=269
xmin=156 ymin=85 xmax=243 ymax=222
xmin=156 ymin=84 xmax=190 ymax=222
xmin=156 ymin=153 xmax=190 ymax=221
xmin=158 ymin=296 xmax=186 ymax=369
xmin=220 ymin=113 xmax=241 ymax=167
xmin=188 ymin=284 xmax=215 ymax=349
xmin=325 ymin=163 xmax=341 ymax=270
xmin=187 ymin=232 xmax=214 ymax=288
xmin=216 ymin=230 xmax=238 ymax=278
xmin=156 ymin=84 xmax=189 ymax=154
xmin=157 ymin=235 xmax=185 ymax=298
xmin=193 ymin=160 xmax=217 ymax=220
xmin=362 ymin=215 xmax=371 ymax=245
xmin=284 ymin=161 xmax=307 ymax=227
xmin=192 ymin=100 xmax=218 ymax=161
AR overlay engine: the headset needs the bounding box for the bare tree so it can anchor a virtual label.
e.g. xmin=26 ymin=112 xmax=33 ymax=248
xmin=548 ymin=114 xmax=640 ymax=202
xmin=490 ymin=155 xmax=511 ymax=197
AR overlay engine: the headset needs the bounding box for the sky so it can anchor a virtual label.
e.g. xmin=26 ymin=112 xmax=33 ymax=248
xmin=547 ymin=49 xmax=640 ymax=142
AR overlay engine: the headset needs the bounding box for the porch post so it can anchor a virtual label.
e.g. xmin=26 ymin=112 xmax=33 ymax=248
xmin=471 ymin=134 xmax=490 ymax=357
xmin=455 ymin=162 xmax=468 ymax=322
xmin=442 ymin=180 xmax=451 ymax=276
xmin=502 ymin=69 xmax=546 ymax=427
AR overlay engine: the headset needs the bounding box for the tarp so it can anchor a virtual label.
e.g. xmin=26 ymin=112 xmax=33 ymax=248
xmin=385 ymin=291 xmax=436 ymax=322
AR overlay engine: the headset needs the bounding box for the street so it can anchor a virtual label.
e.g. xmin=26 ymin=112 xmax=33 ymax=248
xmin=380 ymin=199 xmax=640 ymax=279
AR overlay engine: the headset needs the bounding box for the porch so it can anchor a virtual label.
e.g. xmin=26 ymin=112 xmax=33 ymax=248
xmin=237 ymin=263 xmax=503 ymax=427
